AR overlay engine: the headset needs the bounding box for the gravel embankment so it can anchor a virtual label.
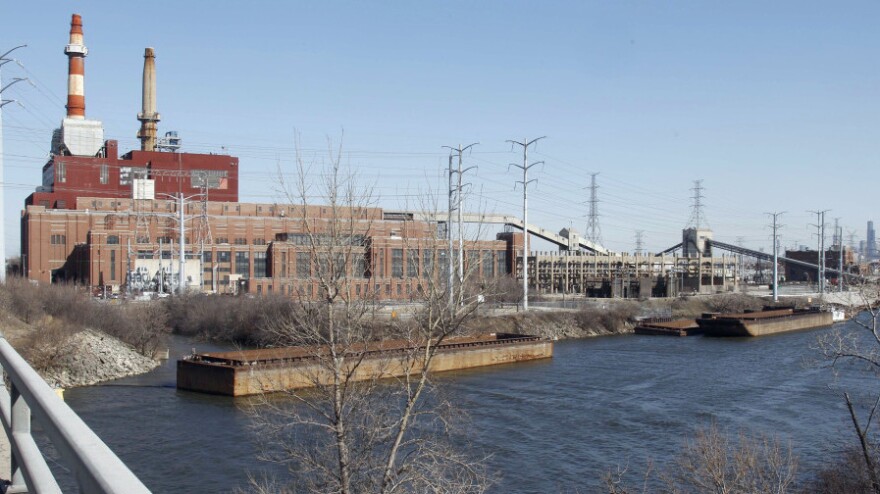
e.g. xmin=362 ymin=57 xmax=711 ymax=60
xmin=41 ymin=329 xmax=161 ymax=388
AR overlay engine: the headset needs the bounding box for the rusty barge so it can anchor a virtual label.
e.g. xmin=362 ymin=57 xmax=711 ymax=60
xmin=177 ymin=333 xmax=553 ymax=396
xmin=697 ymin=307 xmax=833 ymax=337
xmin=634 ymin=318 xmax=702 ymax=336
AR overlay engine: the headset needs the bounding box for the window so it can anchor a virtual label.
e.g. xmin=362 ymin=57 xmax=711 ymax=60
xmin=407 ymin=250 xmax=419 ymax=278
xmin=189 ymin=169 xmax=228 ymax=189
xmin=57 ymin=162 xmax=66 ymax=183
xmin=392 ymin=249 xmax=403 ymax=278
xmin=107 ymin=235 xmax=119 ymax=245
xmin=235 ymin=252 xmax=250 ymax=278
xmin=234 ymin=238 xmax=247 ymax=245
xmin=215 ymin=237 xmax=229 ymax=245
xmin=496 ymin=250 xmax=507 ymax=276
xmin=100 ymin=164 xmax=109 ymax=185
xmin=483 ymin=251 xmax=494 ymax=279
xmin=253 ymin=238 xmax=266 ymax=246
xmin=216 ymin=251 xmax=231 ymax=263
xmin=468 ymin=251 xmax=479 ymax=274
xmin=281 ymin=252 xmax=288 ymax=277
xmin=353 ymin=254 xmax=366 ymax=278
xmin=317 ymin=253 xmax=331 ymax=277
xmin=109 ymin=250 xmax=116 ymax=281
xmin=137 ymin=235 xmax=150 ymax=244
xmin=296 ymin=252 xmax=310 ymax=278
xmin=253 ymin=252 xmax=267 ymax=278
xmin=137 ymin=250 xmax=152 ymax=260
xmin=50 ymin=234 xmax=66 ymax=245
xmin=423 ymin=250 xmax=434 ymax=277
xmin=203 ymin=251 xmax=212 ymax=263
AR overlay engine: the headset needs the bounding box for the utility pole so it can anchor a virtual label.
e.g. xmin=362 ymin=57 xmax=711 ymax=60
xmin=158 ymin=238 xmax=164 ymax=294
xmin=157 ymin=192 xmax=203 ymax=295
xmin=835 ymin=219 xmax=844 ymax=292
xmin=585 ymin=173 xmax=601 ymax=245
xmin=809 ymin=209 xmax=830 ymax=296
xmin=634 ymin=230 xmax=644 ymax=256
xmin=508 ymin=136 xmax=546 ymax=311
xmin=442 ymin=143 xmax=478 ymax=312
xmin=766 ymin=211 xmax=785 ymax=302
xmin=0 ymin=45 xmax=28 ymax=282
xmin=178 ymin=194 xmax=186 ymax=295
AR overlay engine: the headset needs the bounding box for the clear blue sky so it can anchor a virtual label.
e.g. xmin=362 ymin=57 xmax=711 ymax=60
xmin=2 ymin=1 xmax=878 ymax=256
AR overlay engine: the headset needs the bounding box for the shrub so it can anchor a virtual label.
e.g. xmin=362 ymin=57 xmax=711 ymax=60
xmin=18 ymin=318 xmax=79 ymax=372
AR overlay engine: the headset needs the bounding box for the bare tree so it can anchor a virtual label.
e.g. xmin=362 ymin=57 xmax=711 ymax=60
xmin=245 ymin=134 xmax=491 ymax=494
xmin=815 ymin=280 xmax=880 ymax=494
xmin=602 ymin=424 xmax=797 ymax=494
xmin=665 ymin=423 xmax=797 ymax=494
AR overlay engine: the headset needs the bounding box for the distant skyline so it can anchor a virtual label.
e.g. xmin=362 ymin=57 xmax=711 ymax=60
xmin=2 ymin=1 xmax=878 ymax=256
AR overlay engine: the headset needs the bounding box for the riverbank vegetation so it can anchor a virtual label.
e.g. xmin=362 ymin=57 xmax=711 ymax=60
xmin=0 ymin=277 xmax=168 ymax=384
xmin=604 ymin=422 xmax=880 ymax=493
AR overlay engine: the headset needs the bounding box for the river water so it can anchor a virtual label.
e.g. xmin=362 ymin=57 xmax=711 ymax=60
xmin=55 ymin=319 xmax=873 ymax=493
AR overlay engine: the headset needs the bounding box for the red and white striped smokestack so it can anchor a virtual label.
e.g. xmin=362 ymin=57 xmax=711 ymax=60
xmin=137 ymin=47 xmax=161 ymax=151
xmin=64 ymin=13 xmax=88 ymax=119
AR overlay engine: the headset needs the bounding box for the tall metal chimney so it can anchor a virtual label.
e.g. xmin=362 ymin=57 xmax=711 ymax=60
xmin=137 ymin=47 xmax=160 ymax=151
xmin=64 ymin=14 xmax=87 ymax=119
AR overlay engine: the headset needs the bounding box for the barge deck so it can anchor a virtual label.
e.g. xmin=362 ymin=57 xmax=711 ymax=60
xmin=697 ymin=308 xmax=832 ymax=337
xmin=177 ymin=333 xmax=553 ymax=396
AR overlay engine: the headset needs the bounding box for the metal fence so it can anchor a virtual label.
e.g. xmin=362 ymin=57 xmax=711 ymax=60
xmin=0 ymin=336 xmax=151 ymax=493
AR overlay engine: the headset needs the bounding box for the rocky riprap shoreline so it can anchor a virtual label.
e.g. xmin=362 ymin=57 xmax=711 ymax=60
xmin=41 ymin=329 xmax=161 ymax=388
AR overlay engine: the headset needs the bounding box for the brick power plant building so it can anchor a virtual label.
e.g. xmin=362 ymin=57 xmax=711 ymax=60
xmin=21 ymin=14 xmax=739 ymax=299
xmin=20 ymin=14 xmax=513 ymax=298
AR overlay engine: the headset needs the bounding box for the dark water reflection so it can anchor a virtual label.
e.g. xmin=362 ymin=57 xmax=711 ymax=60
xmin=57 ymin=320 xmax=873 ymax=493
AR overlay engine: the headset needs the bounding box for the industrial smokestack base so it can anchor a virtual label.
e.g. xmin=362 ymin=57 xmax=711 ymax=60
xmin=137 ymin=47 xmax=161 ymax=151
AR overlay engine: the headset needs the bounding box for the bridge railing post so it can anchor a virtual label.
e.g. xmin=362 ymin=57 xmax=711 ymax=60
xmin=10 ymin=383 xmax=29 ymax=491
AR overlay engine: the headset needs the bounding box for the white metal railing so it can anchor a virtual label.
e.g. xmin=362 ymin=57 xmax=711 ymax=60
xmin=0 ymin=336 xmax=151 ymax=493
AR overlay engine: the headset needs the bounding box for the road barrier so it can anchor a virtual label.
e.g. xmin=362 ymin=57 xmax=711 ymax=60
xmin=0 ymin=336 xmax=150 ymax=493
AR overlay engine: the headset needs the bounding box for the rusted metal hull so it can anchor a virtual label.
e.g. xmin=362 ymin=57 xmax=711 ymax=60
xmin=634 ymin=318 xmax=701 ymax=336
xmin=177 ymin=333 xmax=553 ymax=396
xmin=698 ymin=309 xmax=833 ymax=337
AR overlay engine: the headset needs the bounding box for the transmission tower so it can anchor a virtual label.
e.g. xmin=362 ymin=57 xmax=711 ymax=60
xmin=441 ymin=143 xmax=478 ymax=312
xmin=634 ymin=230 xmax=645 ymax=255
xmin=766 ymin=211 xmax=785 ymax=302
xmin=508 ymin=136 xmax=546 ymax=312
xmin=688 ymin=179 xmax=708 ymax=229
xmin=585 ymin=173 xmax=601 ymax=244
xmin=192 ymin=172 xmax=213 ymax=257
xmin=809 ymin=209 xmax=830 ymax=295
